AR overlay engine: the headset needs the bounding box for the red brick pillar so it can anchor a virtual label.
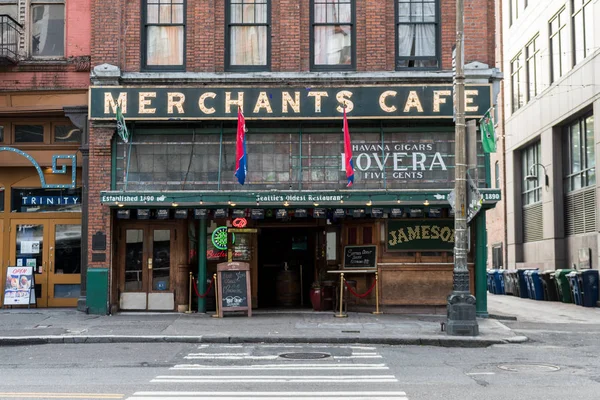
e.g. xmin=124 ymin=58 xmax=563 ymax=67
xmin=87 ymin=123 xmax=115 ymax=302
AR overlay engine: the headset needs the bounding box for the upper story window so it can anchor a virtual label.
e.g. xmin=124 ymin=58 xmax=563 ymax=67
xmin=563 ymin=114 xmax=595 ymax=192
xmin=31 ymin=0 xmax=65 ymax=57
xmin=510 ymin=52 xmax=524 ymax=112
xmin=311 ymin=0 xmax=355 ymax=71
xmin=2 ymin=121 xmax=80 ymax=145
xmin=522 ymin=141 xmax=541 ymax=205
xmin=525 ymin=35 xmax=540 ymax=101
xmin=396 ymin=0 xmax=438 ymax=69
xmin=226 ymin=0 xmax=270 ymax=71
xmin=572 ymin=0 xmax=593 ymax=65
xmin=143 ymin=0 xmax=185 ymax=70
xmin=549 ymin=8 xmax=569 ymax=83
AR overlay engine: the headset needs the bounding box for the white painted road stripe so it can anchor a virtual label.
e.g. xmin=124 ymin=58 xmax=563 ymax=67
xmin=129 ymin=396 xmax=408 ymax=400
xmin=171 ymin=363 xmax=389 ymax=370
xmin=131 ymin=391 xmax=407 ymax=396
xmin=186 ymin=353 xmax=250 ymax=356
xmin=465 ymin=372 xmax=496 ymax=376
xmin=151 ymin=378 xmax=399 ymax=383
xmin=183 ymin=355 xmax=382 ymax=360
xmin=155 ymin=375 xmax=397 ymax=379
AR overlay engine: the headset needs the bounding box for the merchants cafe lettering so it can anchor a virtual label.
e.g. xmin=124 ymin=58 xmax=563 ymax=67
xmin=89 ymin=85 xmax=492 ymax=120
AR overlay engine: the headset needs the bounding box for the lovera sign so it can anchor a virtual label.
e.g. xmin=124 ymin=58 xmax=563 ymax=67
xmin=342 ymin=142 xmax=449 ymax=181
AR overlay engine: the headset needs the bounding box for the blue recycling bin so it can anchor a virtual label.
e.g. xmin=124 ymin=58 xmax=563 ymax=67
xmin=580 ymin=270 xmax=599 ymax=307
xmin=517 ymin=269 xmax=537 ymax=298
xmin=529 ymin=271 xmax=544 ymax=300
xmin=490 ymin=270 xmax=505 ymax=295
xmin=566 ymin=272 xmax=583 ymax=305
xmin=525 ymin=270 xmax=535 ymax=299
xmin=503 ymin=270 xmax=514 ymax=295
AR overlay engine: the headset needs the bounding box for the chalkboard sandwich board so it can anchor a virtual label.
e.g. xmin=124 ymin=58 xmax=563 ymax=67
xmin=216 ymin=262 xmax=252 ymax=317
xmin=343 ymin=245 xmax=377 ymax=269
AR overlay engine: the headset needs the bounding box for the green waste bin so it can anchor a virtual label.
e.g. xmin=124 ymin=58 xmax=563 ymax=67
xmin=554 ymin=269 xmax=574 ymax=303
xmin=87 ymin=268 xmax=109 ymax=315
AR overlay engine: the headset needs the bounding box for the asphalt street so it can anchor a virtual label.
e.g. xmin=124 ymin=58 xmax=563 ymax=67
xmin=0 ymin=340 xmax=599 ymax=400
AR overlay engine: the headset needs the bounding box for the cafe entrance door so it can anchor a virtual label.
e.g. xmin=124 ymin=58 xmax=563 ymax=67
xmin=117 ymin=223 xmax=176 ymax=311
xmin=9 ymin=219 xmax=82 ymax=307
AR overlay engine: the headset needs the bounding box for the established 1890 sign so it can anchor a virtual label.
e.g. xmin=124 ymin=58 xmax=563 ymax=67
xmin=90 ymin=85 xmax=492 ymax=120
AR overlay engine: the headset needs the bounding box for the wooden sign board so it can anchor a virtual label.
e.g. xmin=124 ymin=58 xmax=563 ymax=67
xmin=217 ymin=262 xmax=252 ymax=317
xmin=343 ymin=245 xmax=377 ymax=269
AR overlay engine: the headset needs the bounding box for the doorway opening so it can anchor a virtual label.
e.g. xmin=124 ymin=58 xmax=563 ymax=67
xmin=257 ymin=227 xmax=318 ymax=309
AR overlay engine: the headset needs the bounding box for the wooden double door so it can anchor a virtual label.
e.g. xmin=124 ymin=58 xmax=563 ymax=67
xmin=8 ymin=219 xmax=82 ymax=307
xmin=117 ymin=223 xmax=177 ymax=311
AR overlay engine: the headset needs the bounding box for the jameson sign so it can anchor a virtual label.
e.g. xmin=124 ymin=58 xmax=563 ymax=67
xmin=387 ymin=220 xmax=455 ymax=251
xmin=90 ymin=85 xmax=491 ymax=120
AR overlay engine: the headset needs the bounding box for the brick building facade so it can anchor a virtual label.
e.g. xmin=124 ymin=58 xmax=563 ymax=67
xmin=0 ymin=0 xmax=90 ymax=309
xmin=87 ymin=0 xmax=501 ymax=315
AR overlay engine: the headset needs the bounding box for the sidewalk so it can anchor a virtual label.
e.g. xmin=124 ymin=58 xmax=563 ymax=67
xmin=0 ymin=301 xmax=527 ymax=348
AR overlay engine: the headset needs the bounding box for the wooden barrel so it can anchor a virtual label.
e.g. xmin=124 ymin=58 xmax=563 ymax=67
xmin=275 ymin=269 xmax=301 ymax=307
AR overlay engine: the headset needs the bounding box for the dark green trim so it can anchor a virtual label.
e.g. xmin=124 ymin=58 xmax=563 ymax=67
xmin=100 ymin=188 xmax=501 ymax=206
xmin=475 ymin=212 xmax=488 ymax=317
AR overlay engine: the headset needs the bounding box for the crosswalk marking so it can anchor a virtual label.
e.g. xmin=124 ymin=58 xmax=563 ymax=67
xmin=130 ymin=392 xmax=408 ymax=400
xmin=125 ymin=344 xmax=407 ymax=400
xmin=171 ymin=363 xmax=389 ymax=370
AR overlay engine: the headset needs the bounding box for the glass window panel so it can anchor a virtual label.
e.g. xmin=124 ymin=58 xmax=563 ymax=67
xmin=242 ymin=4 xmax=255 ymax=23
xmin=172 ymin=3 xmax=184 ymax=23
xmin=159 ymin=4 xmax=171 ymax=23
xmin=314 ymin=4 xmax=327 ymax=23
xmin=0 ymin=187 xmax=4 ymax=212
xmin=15 ymin=125 xmax=44 ymax=143
xmin=54 ymin=224 xmax=81 ymax=274
xmin=398 ymin=3 xmax=410 ymax=23
xmin=54 ymin=125 xmax=82 ymax=143
xmin=348 ymin=227 xmax=358 ymax=245
xmin=362 ymin=227 xmax=373 ymax=244
xmin=586 ymin=115 xmax=595 ymax=185
xmin=230 ymin=25 xmax=268 ymax=65
xmin=152 ymin=229 xmax=171 ymax=291
xmin=147 ymin=4 xmax=159 ymax=23
xmin=338 ymin=3 xmax=352 ymax=23
xmin=255 ymin=2 xmax=267 ymax=23
xmin=314 ymin=25 xmax=352 ymax=65
xmin=0 ymin=126 xmax=4 ymax=142
xmin=584 ymin=4 xmax=593 ymax=56
xmin=16 ymin=224 xmax=43 ymax=275
xmin=31 ymin=4 xmax=64 ymax=56
xmin=125 ymin=230 xmax=144 ymax=291
xmin=147 ymin=26 xmax=184 ymax=65
xmin=573 ymin=12 xmax=584 ymax=64
xmin=54 ymin=284 xmax=80 ymax=298
xmin=571 ymin=122 xmax=581 ymax=173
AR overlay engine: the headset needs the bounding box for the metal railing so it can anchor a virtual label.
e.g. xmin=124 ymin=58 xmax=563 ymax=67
xmin=0 ymin=14 xmax=22 ymax=63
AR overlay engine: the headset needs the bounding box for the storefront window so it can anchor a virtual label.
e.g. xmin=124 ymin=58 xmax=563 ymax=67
xmin=0 ymin=186 xmax=4 ymax=212
xmin=11 ymin=188 xmax=82 ymax=213
xmin=15 ymin=125 xmax=44 ymax=143
xmin=115 ymin=125 xmax=486 ymax=192
xmin=53 ymin=125 xmax=82 ymax=143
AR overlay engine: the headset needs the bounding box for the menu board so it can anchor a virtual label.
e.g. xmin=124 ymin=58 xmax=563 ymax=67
xmin=217 ymin=262 xmax=252 ymax=317
xmin=343 ymin=245 xmax=377 ymax=269
xmin=4 ymin=266 xmax=36 ymax=306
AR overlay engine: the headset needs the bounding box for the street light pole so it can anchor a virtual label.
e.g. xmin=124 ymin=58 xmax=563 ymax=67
xmin=447 ymin=0 xmax=479 ymax=336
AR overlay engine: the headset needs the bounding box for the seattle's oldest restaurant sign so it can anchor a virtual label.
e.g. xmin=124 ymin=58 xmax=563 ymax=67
xmin=89 ymin=85 xmax=492 ymax=120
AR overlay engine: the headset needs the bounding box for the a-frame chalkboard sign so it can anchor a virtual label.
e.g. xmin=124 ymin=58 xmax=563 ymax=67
xmin=217 ymin=261 xmax=252 ymax=318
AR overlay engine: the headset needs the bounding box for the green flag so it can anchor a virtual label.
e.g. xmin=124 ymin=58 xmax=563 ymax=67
xmin=480 ymin=108 xmax=496 ymax=153
xmin=116 ymin=104 xmax=129 ymax=143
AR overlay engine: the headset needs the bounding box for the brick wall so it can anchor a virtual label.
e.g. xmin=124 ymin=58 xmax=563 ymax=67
xmin=92 ymin=0 xmax=495 ymax=73
xmin=87 ymin=125 xmax=114 ymax=271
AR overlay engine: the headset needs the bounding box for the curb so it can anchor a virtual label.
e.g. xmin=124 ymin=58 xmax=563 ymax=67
xmin=0 ymin=335 xmax=522 ymax=348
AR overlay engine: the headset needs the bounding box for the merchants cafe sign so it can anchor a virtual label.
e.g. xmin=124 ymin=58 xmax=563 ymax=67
xmin=89 ymin=85 xmax=492 ymax=120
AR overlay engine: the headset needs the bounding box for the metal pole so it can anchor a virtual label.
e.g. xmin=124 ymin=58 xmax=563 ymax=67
xmin=186 ymin=272 xmax=193 ymax=314
xmin=372 ymin=271 xmax=383 ymax=315
xmin=334 ymin=273 xmax=347 ymax=318
xmin=447 ymin=0 xmax=478 ymax=336
xmin=212 ymin=273 xmax=220 ymax=318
